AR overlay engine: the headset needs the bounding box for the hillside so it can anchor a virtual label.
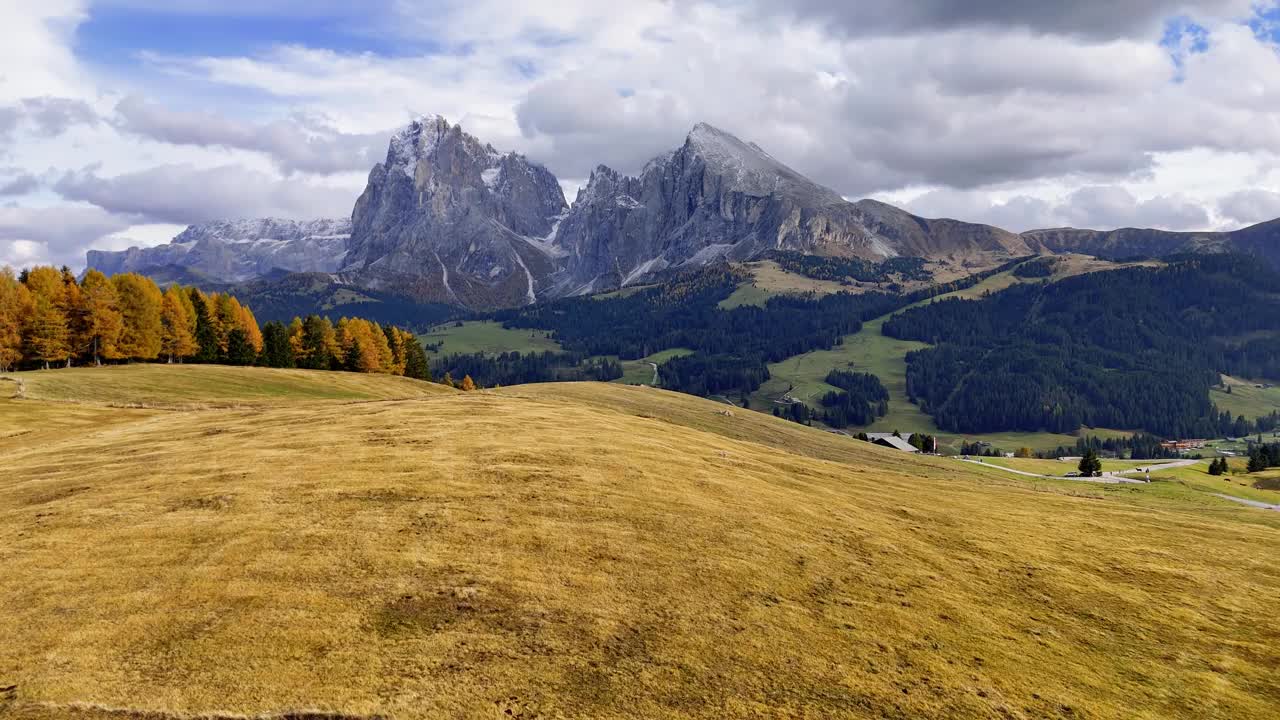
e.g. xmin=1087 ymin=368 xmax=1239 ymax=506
xmin=2 ymin=366 xmax=1280 ymax=719
xmin=1024 ymin=218 xmax=1280 ymax=270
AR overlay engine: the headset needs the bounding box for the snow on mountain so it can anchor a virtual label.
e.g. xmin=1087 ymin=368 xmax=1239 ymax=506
xmin=86 ymin=218 xmax=352 ymax=282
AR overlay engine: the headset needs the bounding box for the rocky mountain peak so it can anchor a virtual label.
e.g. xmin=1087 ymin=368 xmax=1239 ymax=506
xmin=344 ymin=115 xmax=568 ymax=308
xmin=680 ymin=122 xmax=843 ymax=204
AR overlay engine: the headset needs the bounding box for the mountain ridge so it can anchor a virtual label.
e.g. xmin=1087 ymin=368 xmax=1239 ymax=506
xmin=84 ymin=116 xmax=1280 ymax=310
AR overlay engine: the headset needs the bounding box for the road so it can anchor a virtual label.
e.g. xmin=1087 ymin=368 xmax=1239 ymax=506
xmin=647 ymin=362 xmax=659 ymax=385
xmin=957 ymin=458 xmax=1197 ymax=485
xmin=1212 ymin=494 xmax=1280 ymax=511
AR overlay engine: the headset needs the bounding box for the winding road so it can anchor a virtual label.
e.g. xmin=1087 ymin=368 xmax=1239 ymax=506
xmin=958 ymin=457 xmax=1201 ymax=485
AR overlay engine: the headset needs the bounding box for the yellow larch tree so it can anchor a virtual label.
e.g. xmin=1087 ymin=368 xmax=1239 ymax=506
xmin=160 ymin=286 xmax=198 ymax=362
xmin=0 ymin=268 xmax=32 ymax=371
xmin=79 ymin=269 xmax=124 ymax=365
xmin=238 ymin=304 xmax=264 ymax=354
xmin=111 ymin=273 xmax=164 ymax=360
xmin=22 ymin=266 xmax=71 ymax=368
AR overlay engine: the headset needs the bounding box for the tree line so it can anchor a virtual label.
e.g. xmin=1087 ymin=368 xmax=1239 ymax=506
xmin=1 ymin=265 xmax=431 ymax=382
xmin=429 ymin=350 xmax=622 ymax=388
xmin=1247 ymin=442 xmax=1280 ymax=473
xmin=1 ymin=266 xmax=264 ymax=370
xmin=819 ymin=370 xmax=890 ymax=429
xmin=768 ymin=252 xmax=931 ymax=285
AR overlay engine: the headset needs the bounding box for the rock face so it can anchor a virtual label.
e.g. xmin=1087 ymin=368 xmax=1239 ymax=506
xmin=546 ymin=123 xmax=1034 ymax=296
xmin=343 ymin=115 xmax=568 ymax=309
xmin=86 ymin=218 xmax=351 ymax=282
xmin=1023 ymin=221 xmax=1280 ymax=268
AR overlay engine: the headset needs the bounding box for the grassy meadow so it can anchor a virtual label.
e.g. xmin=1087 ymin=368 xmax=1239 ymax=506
xmin=418 ymin=320 xmax=561 ymax=357
xmin=612 ymin=348 xmax=695 ymax=386
xmin=1212 ymin=375 xmax=1280 ymax=421
xmin=1 ymin=365 xmax=1279 ymax=718
xmin=717 ymin=260 xmax=854 ymax=309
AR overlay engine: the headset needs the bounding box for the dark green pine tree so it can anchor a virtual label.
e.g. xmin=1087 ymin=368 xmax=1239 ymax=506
xmin=225 ymin=328 xmax=257 ymax=366
xmin=1079 ymin=448 xmax=1103 ymax=477
xmin=259 ymin=322 xmax=295 ymax=368
xmin=403 ymin=337 xmax=431 ymax=381
xmin=1247 ymin=448 xmax=1268 ymax=473
xmin=189 ymin=290 xmax=220 ymax=363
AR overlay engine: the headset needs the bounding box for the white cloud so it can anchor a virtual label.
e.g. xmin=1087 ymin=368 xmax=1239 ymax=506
xmin=113 ymin=96 xmax=390 ymax=175
xmin=53 ymin=163 xmax=357 ymax=224
xmin=0 ymin=204 xmax=139 ymax=268
xmin=1219 ymin=189 xmax=1280 ymax=227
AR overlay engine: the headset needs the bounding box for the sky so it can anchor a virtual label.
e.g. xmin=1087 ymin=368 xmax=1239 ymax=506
xmin=2 ymin=0 xmax=1280 ymax=269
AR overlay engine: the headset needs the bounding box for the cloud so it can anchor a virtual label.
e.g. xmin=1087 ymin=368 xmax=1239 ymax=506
xmin=1058 ymin=185 xmax=1210 ymax=229
xmin=19 ymin=96 xmax=100 ymax=137
xmin=0 ymin=107 xmax=20 ymax=143
xmin=1218 ymin=188 xmax=1280 ymax=227
xmin=755 ymin=0 xmax=1260 ymax=39
xmin=0 ymin=204 xmax=139 ymax=268
xmin=904 ymin=185 xmax=1211 ymax=231
xmin=53 ymin=163 xmax=357 ymax=224
xmin=0 ymin=96 xmax=102 ymax=147
xmin=113 ymin=96 xmax=391 ymax=175
xmin=0 ymin=169 xmax=40 ymax=196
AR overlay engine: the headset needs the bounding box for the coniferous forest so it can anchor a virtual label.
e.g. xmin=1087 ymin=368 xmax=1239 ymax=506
xmin=496 ymin=260 xmax=1029 ymax=399
xmin=883 ymin=255 xmax=1280 ymax=437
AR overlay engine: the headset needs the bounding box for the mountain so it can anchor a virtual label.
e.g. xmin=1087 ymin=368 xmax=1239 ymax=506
xmin=1023 ymin=218 xmax=1280 ymax=268
xmin=342 ymin=115 xmax=569 ymax=310
xmin=547 ymin=123 xmax=1033 ymax=296
xmin=86 ymin=218 xmax=351 ymax=282
xmin=82 ymin=115 xmax=1278 ymax=312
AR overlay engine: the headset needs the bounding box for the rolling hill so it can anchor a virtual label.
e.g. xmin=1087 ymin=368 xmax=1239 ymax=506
xmin=2 ymin=365 xmax=1279 ymax=719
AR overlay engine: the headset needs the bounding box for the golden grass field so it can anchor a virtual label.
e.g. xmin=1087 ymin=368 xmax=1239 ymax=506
xmin=2 ymin=365 xmax=1280 ymax=719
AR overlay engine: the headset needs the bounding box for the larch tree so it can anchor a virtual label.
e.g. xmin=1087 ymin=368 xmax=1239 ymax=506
xmin=59 ymin=267 xmax=89 ymax=365
xmin=0 ymin=268 xmax=32 ymax=371
xmin=214 ymin=294 xmax=243 ymax=355
xmin=238 ymin=305 xmax=264 ymax=355
xmin=22 ymin=267 xmax=72 ymax=368
xmin=160 ymin=286 xmax=197 ymax=362
xmin=79 ymin=269 xmax=124 ymax=365
xmin=459 ymin=374 xmax=477 ymax=391
xmin=111 ymin=273 xmax=164 ymax=360
xmin=287 ymin=317 xmax=309 ymax=366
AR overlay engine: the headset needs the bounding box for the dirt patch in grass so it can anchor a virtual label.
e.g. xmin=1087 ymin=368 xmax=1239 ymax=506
xmin=1253 ymin=476 xmax=1280 ymax=491
xmin=371 ymin=578 xmax=529 ymax=637
xmin=168 ymin=495 xmax=235 ymax=512
xmin=22 ymin=485 xmax=91 ymax=506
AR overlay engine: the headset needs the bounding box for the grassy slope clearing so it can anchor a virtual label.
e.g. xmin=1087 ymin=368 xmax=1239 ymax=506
xmin=1 ymin=366 xmax=1278 ymax=719
xmin=718 ymin=260 xmax=854 ymax=309
xmin=419 ymin=320 xmax=561 ymax=358
xmin=612 ymin=348 xmax=695 ymax=386
xmin=8 ymin=364 xmax=451 ymax=407
xmin=1213 ymin=374 xmax=1280 ymax=421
